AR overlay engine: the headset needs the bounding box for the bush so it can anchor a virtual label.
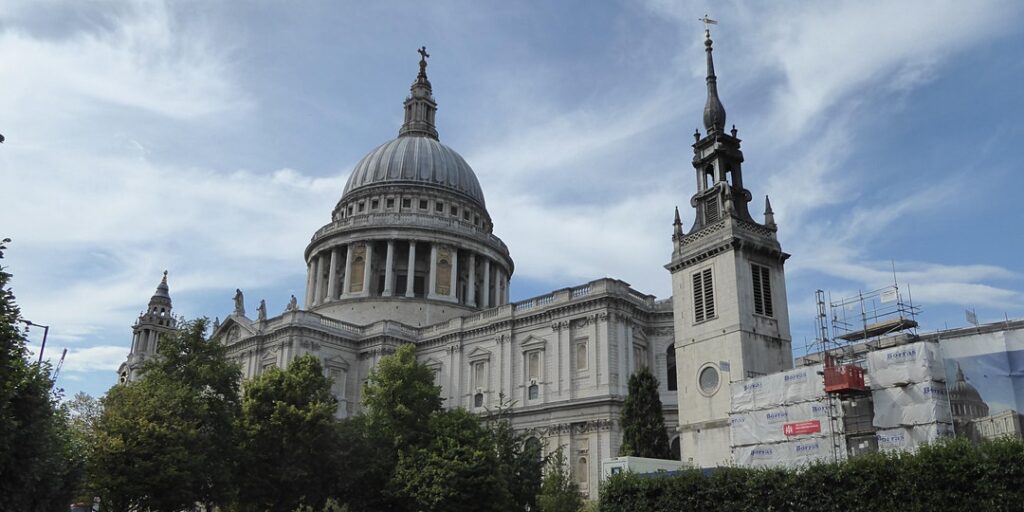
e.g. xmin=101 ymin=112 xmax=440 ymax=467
xmin=599 ymin=437 xmax=1024 ymax=512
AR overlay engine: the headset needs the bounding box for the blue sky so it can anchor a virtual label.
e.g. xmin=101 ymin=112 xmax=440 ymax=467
xmin=2 ymin=1 xmax=1023 ymax=399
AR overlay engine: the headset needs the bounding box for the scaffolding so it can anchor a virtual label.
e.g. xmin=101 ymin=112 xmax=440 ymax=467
xmin=801 ymin=274 xmax=923 ymax=460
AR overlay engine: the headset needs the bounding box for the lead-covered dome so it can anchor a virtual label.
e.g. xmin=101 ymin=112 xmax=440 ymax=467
xmin=342 ymin=136 xmax=485 ymax=207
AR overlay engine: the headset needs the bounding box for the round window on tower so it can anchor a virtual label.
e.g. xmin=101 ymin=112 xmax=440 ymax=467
xmin=698 ymin=364 xmax=720 ymax=396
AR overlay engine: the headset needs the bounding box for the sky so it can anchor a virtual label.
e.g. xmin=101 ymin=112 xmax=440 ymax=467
xmin=2 ymin=0 xmax=1023 ymax=399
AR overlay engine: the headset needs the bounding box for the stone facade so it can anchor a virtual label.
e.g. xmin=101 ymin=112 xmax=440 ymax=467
xmin=119 ymin=34 xmax=783 ymax=496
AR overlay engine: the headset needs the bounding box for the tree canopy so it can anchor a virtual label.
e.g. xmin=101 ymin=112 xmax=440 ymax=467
xmin=537 ymin=447 xmax=583 ymax=512
xmin=618 ymin=366 xmax=671 ymax=459
xmin=361 ymin=343 xmax=444 ymax=448
xmin=0 ymin=238 xmax=83 ymax=511
xmin=237 ymin=354 xmax=342 ymax=512
xmin=88 ymin=318 xmax=241 ymax=511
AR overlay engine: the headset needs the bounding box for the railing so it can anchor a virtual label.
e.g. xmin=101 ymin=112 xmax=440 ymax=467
xmin=311 ymin=212 xmax=509 ymax=253
xmin=571 ymin=285 xmax=591 ymax=298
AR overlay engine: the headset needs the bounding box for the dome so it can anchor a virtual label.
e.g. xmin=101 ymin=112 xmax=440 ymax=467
xmin=950 ymin=364 xmax=984 ymax=404
xmin=342 ymin=135 xmax=486 ymax=207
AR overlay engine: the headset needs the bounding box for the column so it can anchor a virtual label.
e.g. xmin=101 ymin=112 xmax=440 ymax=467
xmin=312 ymin=253 xmax=324 ymax=306
xmin=304 ymin=261 xmax=315 ymax=308
xmin=362 ymin=242 xmax=374 ymax=296
xmin=428 ymin=243 xmax=438 ymax=298
xmin=495 ymin=268 xmax=504 ymax=305
xmin=326 ymin=247 xmax=339 ymax=301
xmin=467 ymin=253 xmax=477 ymax=307
xmin=342 ymin=244 xmax=354 ymax=296
xmin=406 ymin=241 xmax=417 ymax=298
xmin=504 ymin=275 xmax=510 ymax=304
xmin=449 ymin=249 xmax=458 ymax=302
xmin=383 ymin=240 xmax=395 ymax=297
xmin=482 ymin=258 xmax=491 ymax=308
xmin=318 ymin=252 xmax=329 ymax=303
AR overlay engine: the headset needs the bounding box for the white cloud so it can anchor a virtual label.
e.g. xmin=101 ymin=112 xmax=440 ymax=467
xmin=61 ymin=345 xmax=129 ymax=373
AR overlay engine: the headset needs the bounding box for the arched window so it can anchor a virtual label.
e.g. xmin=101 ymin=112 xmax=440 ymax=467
xmin=666 ymin=345 xmax=677 ymax=391
xmin=577 ymin=457 xmax=589 ymax=485
xmin=670 ymin=437 xmax=681 ymax=460
xmin=474 ymin=392 xmax=484 ymax=408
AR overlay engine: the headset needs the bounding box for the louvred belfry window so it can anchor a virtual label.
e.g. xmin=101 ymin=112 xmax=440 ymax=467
xmin=704 ymin=197 xmax=720 ymax=223
xmin=751 ymin=264 xmax=773 ymax=317
xmin=692 ymin=268 xmax=715 ymax=322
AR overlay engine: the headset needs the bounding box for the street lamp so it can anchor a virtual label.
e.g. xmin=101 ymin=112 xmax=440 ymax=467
xmin=19 ymin=319 xmax=50 ymax=364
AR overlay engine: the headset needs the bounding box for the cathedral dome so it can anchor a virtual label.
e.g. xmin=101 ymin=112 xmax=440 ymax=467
xmin=950 ymin=364 xmax=984 ymax=404
xmin=342 ymin=135 xmax=485 ymax=207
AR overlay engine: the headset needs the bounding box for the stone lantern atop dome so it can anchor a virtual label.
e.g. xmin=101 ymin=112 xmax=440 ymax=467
xmin=303 ymin=49 xmax=514 ymax=327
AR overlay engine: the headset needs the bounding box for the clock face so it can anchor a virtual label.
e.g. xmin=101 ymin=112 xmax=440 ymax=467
xmin=699 ymin=365 xmax=719 ymax=394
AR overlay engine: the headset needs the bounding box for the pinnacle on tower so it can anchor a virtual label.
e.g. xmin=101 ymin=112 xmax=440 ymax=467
xmin=764 ymin=195 xmax=776 ymax=229
xmin=672 ymin=206 xmax=684 ymax=239
xmin=702 ymin=26 xmax=727 ymax=134
xmin=398 ymin=46 xmax=440 ymax=140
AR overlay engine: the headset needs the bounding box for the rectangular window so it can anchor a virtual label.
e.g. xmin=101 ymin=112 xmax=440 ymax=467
xmin=575 ymin=340 xmax=588 ymax=371
xmin=450 ymin=205 xmax=458 ymax=216
xmin=692 ymin=268 xmax=715 ymax=322
xmin=419 ymin=199 xmax=428 ymax=210
xmin=371 ymin=199 xmax=379 ymax=210
xmin=528 ymin=351 xmax=541 ymax=381
xmin=633 ymin=344 xmax=647 ymax=371
xmin=358 ymin=202 xmax=365 ymax=212
xmin=402 ymin=198 xmax=412 ymax=209
xmin=386 ymin=198 xmax=395 ymax=209
xmin=435 ymin=201 xmax=444 ymax=212
xmin=751 ymin=264 xmax=774 ymax=317
xmin=463 ymin=210 xmax=470 ymax=220
xmin=473 ymin=361 xmax=487 ymax=389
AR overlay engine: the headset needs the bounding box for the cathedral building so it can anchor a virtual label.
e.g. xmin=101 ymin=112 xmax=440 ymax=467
xmin=120 ymin=29 xmax=786 ymax=493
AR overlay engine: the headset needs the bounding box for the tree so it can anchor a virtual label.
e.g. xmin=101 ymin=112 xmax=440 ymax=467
xmin=88 ymin=318 xmax=242 ymax=511
xmin=537 ymin=447 xmax=583 ymax=512
xmin=0 ymin=238 xmax=83 ymax=511
xmin=393 ymin=409 xmax=512 ymax=512
xmin=487 ymin=395 xmax=545 ymax=511
xmin=618 ymin=366 xmax=671 ymax=459
xmin=361 ymin=343 xmax=443 ymax=448
xmin=237 ymin=354 xmax=341 ymax=512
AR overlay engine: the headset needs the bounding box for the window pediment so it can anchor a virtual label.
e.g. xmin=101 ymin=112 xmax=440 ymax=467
xmin=520 ymin=335 xmax=547 ymax=352
xmin=466 ymin=347 xmax=492 ymax=362
xmin=324 ymin=355 xmax=350 ymax=371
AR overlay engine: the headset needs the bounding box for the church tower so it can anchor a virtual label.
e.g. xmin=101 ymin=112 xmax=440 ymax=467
xmin=667 ymin=26 xmax=793 ymax=467
xmin=118 ymin=272 xmax=177 ymax=383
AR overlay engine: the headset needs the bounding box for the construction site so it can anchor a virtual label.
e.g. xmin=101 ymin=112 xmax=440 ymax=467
xmin=729 ymin=282 xmax=1024 ymax=468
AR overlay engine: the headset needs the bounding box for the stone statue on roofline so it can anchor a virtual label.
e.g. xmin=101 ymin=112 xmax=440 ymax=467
xmin=233 ymin=289 xmax=245 ymax=316
xmin=286 ymin=295 xmax=298 ymax=311
xmin=257 ymin=299 xmax=267 ymax=322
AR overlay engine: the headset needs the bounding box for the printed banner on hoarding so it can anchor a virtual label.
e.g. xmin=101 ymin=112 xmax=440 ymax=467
xmin=938 ymin=328 xmax=1024 ymax=443
xmin=784 ymin=420 xmax=821 ymax=436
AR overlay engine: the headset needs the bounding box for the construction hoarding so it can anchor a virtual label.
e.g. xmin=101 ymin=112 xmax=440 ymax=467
xmin=731 ymin=364 xmax=825 ymax=412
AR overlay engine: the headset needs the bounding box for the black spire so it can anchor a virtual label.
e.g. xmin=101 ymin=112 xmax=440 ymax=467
xmin=702 ymin=28 xmax=727 ymax=134
xmin=398 ymin=46 xmax=439 ymax=140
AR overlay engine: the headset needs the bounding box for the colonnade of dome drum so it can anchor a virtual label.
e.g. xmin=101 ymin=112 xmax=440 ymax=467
xmin=304 ymin=237 xmax=509 ymax=309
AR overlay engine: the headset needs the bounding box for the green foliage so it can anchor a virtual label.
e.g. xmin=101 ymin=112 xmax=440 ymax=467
xmin=618 ymin=366 xmax=671 ymax=459
xmin=0 ymin=238 xmax=83 ymax=511
xmin=486 ymin=396 xmax=546 ymax=512
xmin=538 ymin=447 xmax=583 ymax=512
xmin=599 ymin=437 xmax=1024 ymax=512
xmin=237 ymin=354 xmax=342 ymax=512
xmin=333 ymin=415 xmax=396 ymax=512
xmin=393 ymin=409 xmax=513 ymax=512
xmin=361 ymin=343 xmax=443 ymax=448
xmin=88 ymin=318 xmax=242 ymax=511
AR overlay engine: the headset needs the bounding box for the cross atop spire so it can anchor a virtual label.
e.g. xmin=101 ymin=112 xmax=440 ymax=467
xmin=700 ymin=16 xmax=727 ymax=134
xmin=399 ymin=46 xmax=440 ymax=140
xmin=417 ymin=46 xmax=430 ymax=76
